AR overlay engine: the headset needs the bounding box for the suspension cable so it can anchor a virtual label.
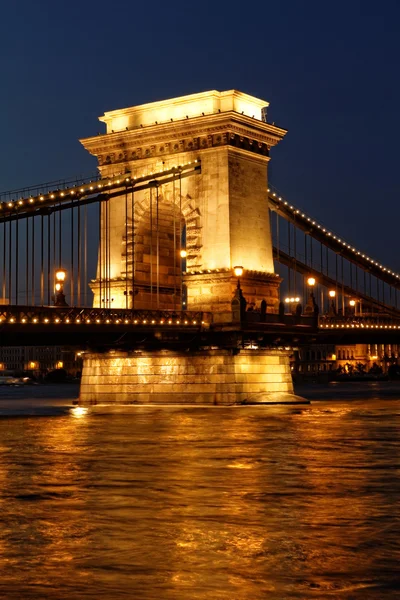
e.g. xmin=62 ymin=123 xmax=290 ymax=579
xmin=125 ymin=189 xmax=128 ymax=309
xmin=179 ymin=172 xmax=182 ymax=310
xmin=70 ymin=197 xmax=74 ymax=306
xmin=47 ymin=213 xmax=50 ymax=305
xmin=131 ymin=188 xmax=135 ymax=309
xmin=2 ymin=217 xmax=6 ymax=301
xmin=98 ymin=201 xmax=102 ymax=308
xmin=15 ymin=208 xmax=19 ymax=305
xmin=8 ymin=214 xmax=12 ymax=303
xmin=77 ymin=200 xmax=81 ymax=305
xmin=31 ymin=215 xmax=35 ymax=305
xmin=150 ymin=187 xmax=153 ymax=308
xmin=156 ymin=183 xmax=160 ymax=309
xmin=25 ymin=215 xmax=29 ymax=305
xmin=84 ymin=204 xmax=87 ymax=306
xmin=173 ymin=172 xmax=177 ymax=310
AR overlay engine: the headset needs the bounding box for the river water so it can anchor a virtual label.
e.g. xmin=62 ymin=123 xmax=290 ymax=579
xmin=0 ymin=384 xmax=399 ymax=599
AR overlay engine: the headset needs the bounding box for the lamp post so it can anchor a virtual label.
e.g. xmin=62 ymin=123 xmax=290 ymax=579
xmin=328 ymin=290 xmax=336 ymax=316
xmin=54 ymin=269 xmax=68 ymax=307
xmin=233 ymin=265 xmax=243 ymax=288
xmin=232 ymin=266 xmax=246 ymax=322
xmin=180 ymin=249 xmax=187 ymax=309
xmin=349 ymin=299 xmax=356 ymax=316
xmin=284 ymin=296 xmax=300 ymax=315
xmin=304 ymin=276 xmax=318 ymax=314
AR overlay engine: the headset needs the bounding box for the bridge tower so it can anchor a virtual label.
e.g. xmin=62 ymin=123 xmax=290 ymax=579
xmin=81 ymin=90 xmax=286 ymax=321
xmin=79 ymin=91 xmax=293 ymax=405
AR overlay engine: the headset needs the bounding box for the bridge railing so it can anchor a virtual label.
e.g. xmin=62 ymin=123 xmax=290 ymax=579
xmin=0 ymin=306 xmax=212 ymax=329
xmin=319 ymin=315 xmax=400 ymax=330
xmin=240 ymin=311 xmax=317 ymax=328
xmin=0 ymin=173 xmax=101 ymax=202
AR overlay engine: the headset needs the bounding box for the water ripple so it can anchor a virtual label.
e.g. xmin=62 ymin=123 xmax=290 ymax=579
xmin=0 ymin=387 xmax=399 ymax=598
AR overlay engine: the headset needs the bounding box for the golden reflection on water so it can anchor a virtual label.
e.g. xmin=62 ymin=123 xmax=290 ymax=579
xmin=0 ymin=413 xmax=95 ymax=597
xmin=226 ymin=461 xmax=254 ymax=469
xmin=0 ymin=400 xmax=399 ymax=599
xmin=70 ymin=406 xmax=89 ymax=419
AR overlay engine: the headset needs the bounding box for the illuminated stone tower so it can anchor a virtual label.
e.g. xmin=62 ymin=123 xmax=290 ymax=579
xmin=79 ymin=91 xmax=296 ymax=405
xmin=80 ymin=90 xmax=286 ymax=321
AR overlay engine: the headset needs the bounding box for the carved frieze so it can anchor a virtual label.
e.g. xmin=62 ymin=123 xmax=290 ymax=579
xmin=95 ymin=136 xmax=267 ymax=167
xmin=82 ymin=115 xmax=277 ymax=169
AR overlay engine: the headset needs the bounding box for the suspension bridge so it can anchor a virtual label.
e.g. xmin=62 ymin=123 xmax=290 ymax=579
xmin=0 ymin=89 xmax=398 ymax=403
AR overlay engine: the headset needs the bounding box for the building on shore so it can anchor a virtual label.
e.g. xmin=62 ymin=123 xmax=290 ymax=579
xmin=292 ymin=343 xmax=400 ymax=378
xmin=0 ymin=346 xmax=83 ymax=378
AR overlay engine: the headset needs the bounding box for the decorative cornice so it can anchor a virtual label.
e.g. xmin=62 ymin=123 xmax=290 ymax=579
xmin=80 ymin=118 xmax=279 ymax=168
xmin=80 ymin=113 xmax=285 ymax=165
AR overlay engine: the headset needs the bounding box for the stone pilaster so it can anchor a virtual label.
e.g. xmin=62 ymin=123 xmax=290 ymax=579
xmin=184 ymin=269 xmax=281 ymax=323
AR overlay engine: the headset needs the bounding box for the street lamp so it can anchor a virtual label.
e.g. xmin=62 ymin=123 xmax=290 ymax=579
xmin=284 ymin=296 xmax=301 ymax=315
xmin=179 ymin=250 xmax=187 ymax=310
xmin=55 ymin=268 xmax=66 ymax=284
xmin=328 ymin=290 xmax=336 ymax=315
xmin=305 ymin=276 xmax=317 ymax=314
xmin=54 ymin=269 xmax=68 ymax=307
xmin=232 ymin=266 xmax=246 ymax=322
xmin=233 ymin=265 xmax=243 ymax=289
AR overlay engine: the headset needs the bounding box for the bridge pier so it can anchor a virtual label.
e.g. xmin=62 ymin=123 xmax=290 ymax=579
xmin=79 ymin=348 xmax=293 ymax=405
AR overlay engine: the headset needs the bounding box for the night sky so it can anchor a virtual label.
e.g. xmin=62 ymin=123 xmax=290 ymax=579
xmin=1 ymin=0 xmax=399 ymax=269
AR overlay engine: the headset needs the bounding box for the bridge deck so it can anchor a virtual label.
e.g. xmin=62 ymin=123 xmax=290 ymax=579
xmin=1 ymin=305 xmax=400 ymax=347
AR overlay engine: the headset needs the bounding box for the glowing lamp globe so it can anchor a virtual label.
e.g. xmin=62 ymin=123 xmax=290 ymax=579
xmin=55 ymin=269 xmax=66 ymax=282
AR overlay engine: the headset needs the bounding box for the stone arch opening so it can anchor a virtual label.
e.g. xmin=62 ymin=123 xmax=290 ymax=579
xmin=125 ymin=187 xmax=201 ymax=310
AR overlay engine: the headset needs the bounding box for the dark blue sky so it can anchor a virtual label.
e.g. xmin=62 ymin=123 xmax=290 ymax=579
xmin=1 ymin=0 xmax=399 ymax=268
